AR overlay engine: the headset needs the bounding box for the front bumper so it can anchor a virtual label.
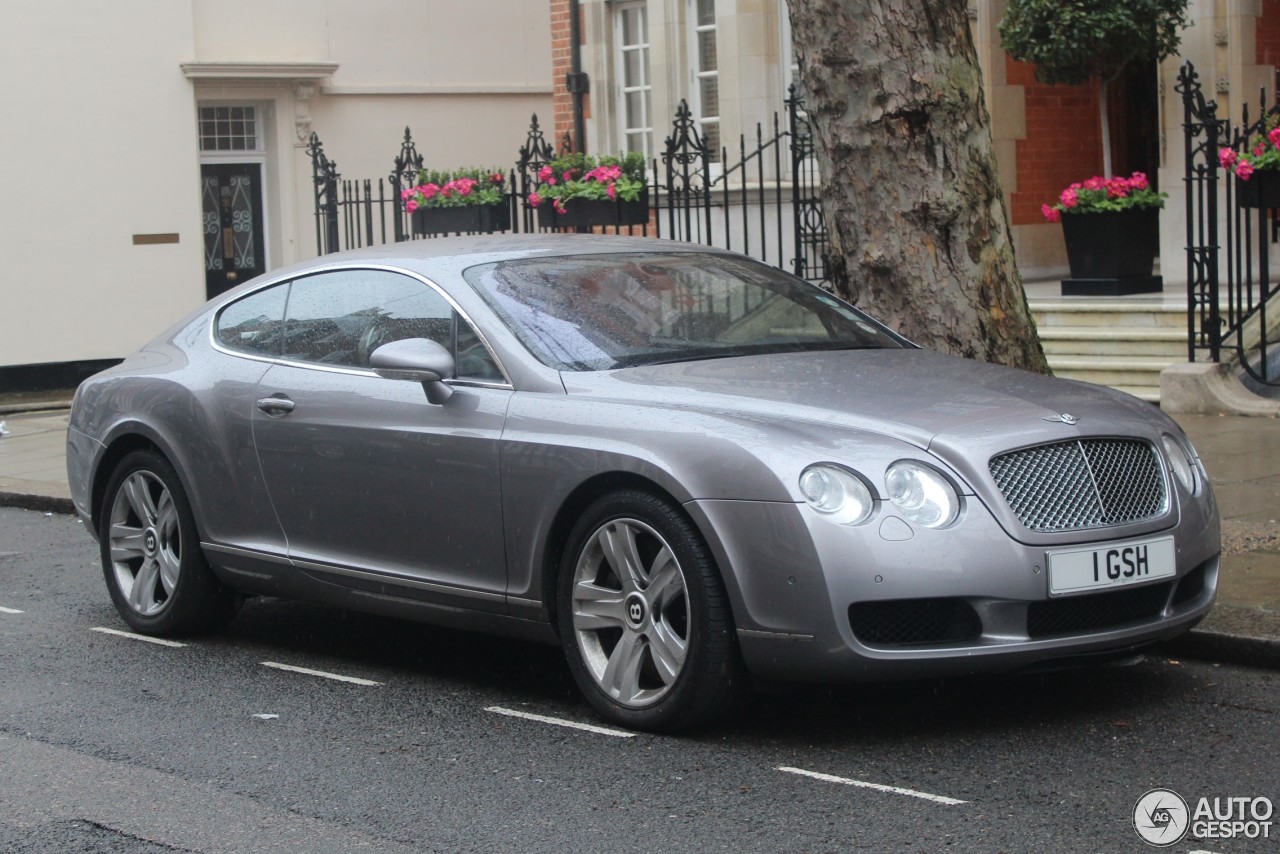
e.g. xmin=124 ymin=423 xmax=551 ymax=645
xmin=686 ymin=492 xmax=1220 ymax=683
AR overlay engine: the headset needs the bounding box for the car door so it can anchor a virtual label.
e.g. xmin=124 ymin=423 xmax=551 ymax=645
xmin=203 ymin=280 xmax=292 ymax=558
xmin=250 ymin=268 xmax=513 ymax=609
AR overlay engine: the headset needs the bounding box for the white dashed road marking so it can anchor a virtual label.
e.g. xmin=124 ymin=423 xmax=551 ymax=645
xmin=485 ymin=706 xmax=636 ymax=738
xmin=0 ymin=606 xmax=23 ymax=614
xmin=777 ymin=766 xmax=967 ymax=806
xmin=90 ymin=627 xmax=187 ymax=648
xmin=260 ymin=661 xmax=381 ymax=686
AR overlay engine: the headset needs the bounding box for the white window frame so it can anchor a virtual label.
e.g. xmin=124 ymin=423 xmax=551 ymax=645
xmin=688 ymin=0 xmax=720 ymax=164
xmin=614 ymin=1 xmax=653 ymax=159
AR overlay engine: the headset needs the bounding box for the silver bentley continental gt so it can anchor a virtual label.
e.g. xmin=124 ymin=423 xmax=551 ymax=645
xmin=66 ymin=235 xmax=1219 ymax=730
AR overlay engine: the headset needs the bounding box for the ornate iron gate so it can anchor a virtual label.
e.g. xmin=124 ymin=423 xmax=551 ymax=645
xmin=307 ymin=89 xmax=831 ymax=288
xmin=1178 ymin=62 xmax=1279 ymax=388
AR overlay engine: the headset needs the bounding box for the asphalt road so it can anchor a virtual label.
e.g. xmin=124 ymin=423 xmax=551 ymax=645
xmin=0 ymin=506 xmax=1276 ymax=853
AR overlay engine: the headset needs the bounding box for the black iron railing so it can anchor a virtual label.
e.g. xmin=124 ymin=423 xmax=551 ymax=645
xmin=1178 ymin=61 xmax=1280 ymax=387
xmin=307 ymin=88 xmax=831 ymax=288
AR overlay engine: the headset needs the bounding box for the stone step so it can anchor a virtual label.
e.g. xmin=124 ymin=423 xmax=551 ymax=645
xmin=1048 ymin=356 xmax=1175 ymax=391
xmin=1031 ymin=302 xmax=1187 ymax=330
xmin=1039 ymin=327 xmax=1187 ymax=358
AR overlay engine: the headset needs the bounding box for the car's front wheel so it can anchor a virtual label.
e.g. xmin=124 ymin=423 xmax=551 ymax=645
xmin=558 ymin=490 xmax=746 ymax=731
xmin=99 ymin=449 xmax=240 ymax=636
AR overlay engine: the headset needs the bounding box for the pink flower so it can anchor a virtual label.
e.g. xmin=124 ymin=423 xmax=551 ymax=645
xmin=1060 ymin=188 xmax=1079 ymax=208
xmin=449 ymin=177 xmax=477 ymax=196
xmin=1082 ymin=176 xmax=1105 ymax=191
xmin=1254 ymin=142 xmax=1266 ymax=157
xmin=400 ymin=188 xmax=413 ymax=201
xmin=538 ymin=165 xmax=554 ymax=182
xmin=1128 ymin=171 xmax=1149 ymax=190
xmin=607 ymin=184 xmax=617 ymax=200
xmin=553 ymin=199 xmax=567 ymax=214
xmin=406 ymin=199 xmax=419 ymax=213
xmin=528 ymin=192 xmax=542 ymax=208
xmin=1105 ymin=177 xmax=1129 ymax=199
xmin=1070 ymin=182 xmax=1083 ymax=190
xmin=1270 ymin=127 xmax=1280 ymax=149
xmin=1220 ymin=147 xmax=1238 ymax=168
xmin=421 ymin=183 xmax=439 ymax=199
xmin=490 ymin=173 xmax=504 ymax=184
xmin=1237 ymin=159 xmax=1256 ymax=180
xmin=1041 ymin=204 xmax=1061 ymax=222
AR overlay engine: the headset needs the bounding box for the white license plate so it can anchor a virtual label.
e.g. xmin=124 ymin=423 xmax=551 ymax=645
xmin=1047 ymin=536 xmax=1176 ymax=595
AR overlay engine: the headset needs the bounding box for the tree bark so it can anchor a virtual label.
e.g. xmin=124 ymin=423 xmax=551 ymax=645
xmin=786 ymin=0 xmax=1050 ymax=373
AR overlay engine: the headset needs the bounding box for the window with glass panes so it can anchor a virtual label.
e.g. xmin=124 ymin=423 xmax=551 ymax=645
xmin=615 ymin=2 xmax=653 ymax=158
xmin=198 ymin=106 xmax=261 ymax=152
xmin=690 ymin=0 xmax=719 ymax=162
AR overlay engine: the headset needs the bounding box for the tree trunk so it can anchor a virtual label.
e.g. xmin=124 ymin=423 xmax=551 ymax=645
xmin=786 ymin=0 xmax=1050 ymax=373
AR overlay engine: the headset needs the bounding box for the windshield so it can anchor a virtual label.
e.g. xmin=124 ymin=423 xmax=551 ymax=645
xmin=464 ymin=252 xmax=904 ymax=371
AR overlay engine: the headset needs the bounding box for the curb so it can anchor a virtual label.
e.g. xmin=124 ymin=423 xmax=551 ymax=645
xmin=0 ymin=491 xmax=76 ymax=516
xmin=1160 ymin=630 xmax=1280 ymax=672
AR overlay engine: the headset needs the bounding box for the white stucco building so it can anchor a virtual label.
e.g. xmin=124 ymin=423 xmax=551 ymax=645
xmin=0 ymin=1 xmax=551 ymax=388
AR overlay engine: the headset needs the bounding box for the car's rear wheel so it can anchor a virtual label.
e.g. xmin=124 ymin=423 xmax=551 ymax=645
xmin=558 ymin=490 xmax=746 ymax=731
xmin=99 ymin=449 xmax=239 ymax=635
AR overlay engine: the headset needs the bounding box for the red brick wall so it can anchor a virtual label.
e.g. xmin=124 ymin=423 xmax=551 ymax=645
xmin=1006 ymin=55 xmax=1104 ymax=226
xmin=1259 ymin=0 xmax=1280 ymax=67
xmin=550 ymin=0 xmax=591 ymax=152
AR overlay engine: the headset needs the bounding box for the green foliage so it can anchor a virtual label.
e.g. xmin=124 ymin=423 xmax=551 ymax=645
xmin=998 ymin=0 xmax=1190 ymax=85
xmin=405 ymin=167 xmax=506 ymax=209
xmin=530 ymin=152 xmax=648 ymax=208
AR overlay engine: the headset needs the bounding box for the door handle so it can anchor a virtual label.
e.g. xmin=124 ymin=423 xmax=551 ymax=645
xmin=256 ymin=396 xmax=295 ymax=416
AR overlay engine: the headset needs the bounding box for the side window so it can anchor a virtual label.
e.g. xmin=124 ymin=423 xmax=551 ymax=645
xmin=281 ymin=269 xmax=503 ymax=380
xmin=215 ymin=283 xmax=288 ymax=357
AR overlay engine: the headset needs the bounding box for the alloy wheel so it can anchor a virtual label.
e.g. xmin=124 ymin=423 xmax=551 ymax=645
xmin=570 ymin=517 xmax=691 ymax=708
xmin=107 ymin=470 xmax=182 ymax=616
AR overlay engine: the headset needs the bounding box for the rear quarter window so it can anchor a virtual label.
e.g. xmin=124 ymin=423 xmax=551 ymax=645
xmin=214 ymin=284 xmax=288 ymax=357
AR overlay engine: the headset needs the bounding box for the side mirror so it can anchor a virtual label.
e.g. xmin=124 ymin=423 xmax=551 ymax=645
xmin=369 ymin=338 xmax=456 ymax=404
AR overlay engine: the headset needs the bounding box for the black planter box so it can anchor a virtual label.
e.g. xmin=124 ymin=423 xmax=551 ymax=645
xmin=1060 ymin=207 xmax=1163 ymax=296
xmin=1236 ymin=171 xmax=1280 ymax=208
xmin=411 ymin=203 xmax=510 ymax=235
xmin=537 ymin=194 xmax=649 ymax=229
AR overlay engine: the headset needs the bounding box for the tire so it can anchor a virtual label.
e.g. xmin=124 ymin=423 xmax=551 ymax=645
xmin=557 ymin=490 xmax=747 ymax=731
xmin=98 ymin=449 xmax=240 ymax=636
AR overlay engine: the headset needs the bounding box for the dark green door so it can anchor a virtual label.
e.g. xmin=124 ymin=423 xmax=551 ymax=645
xmin=201 ymin=163 xmax=266 ymax=299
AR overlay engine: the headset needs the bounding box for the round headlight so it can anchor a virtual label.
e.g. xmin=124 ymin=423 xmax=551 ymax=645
xmin=798 ymin=464 xmax=874 ymax=525
xmin=1162 ymin=434 xmax=1197 ymax=494
xmin=885 ymin=461 xmax=959 ymax=528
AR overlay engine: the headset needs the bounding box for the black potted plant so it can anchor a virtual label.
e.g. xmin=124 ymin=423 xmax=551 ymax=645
xmin=528 ymin=152 xmax=649 ymax=229
xmin=1041 ymin=173 xmax=1166 ymax=296
xmin=403 ymin=167 xmax=511 ymax=235
xmin=1001 ymin=0 xmax=1189 ymax=295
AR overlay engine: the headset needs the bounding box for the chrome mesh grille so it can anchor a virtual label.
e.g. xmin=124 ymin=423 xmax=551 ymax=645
xmin=989 ymin=439 xmax=1166 ymax=532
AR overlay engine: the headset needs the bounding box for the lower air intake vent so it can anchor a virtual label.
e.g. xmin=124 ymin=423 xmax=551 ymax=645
xmin=1027 ymin=582 xmax=1173 ymax=638
xmin=849 ymin=598 xmax=982 ymax=647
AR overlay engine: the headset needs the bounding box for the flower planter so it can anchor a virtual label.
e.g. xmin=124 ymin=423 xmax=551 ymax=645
xmin=1060 ymin=207 xmax=1163 ymax=297
xmin=537 ymin=194 xmax=650 ymax=229
xmin=1236 ymin=172 xmax=1280 ymax=208
xmin=411 ymin=203 xmax=510 ymax=235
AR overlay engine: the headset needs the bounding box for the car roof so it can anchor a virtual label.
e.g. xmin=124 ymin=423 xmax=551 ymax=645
xmin=275 ymin=234 xmax=732 ymax=279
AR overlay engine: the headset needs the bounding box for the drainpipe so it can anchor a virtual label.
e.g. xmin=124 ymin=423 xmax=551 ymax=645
xmin=566 ymin=0 xmax=589 ymax=153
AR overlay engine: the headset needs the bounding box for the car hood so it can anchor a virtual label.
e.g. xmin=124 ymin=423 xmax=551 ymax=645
xmin=560 ymin=348 xmax=1172 ymax=461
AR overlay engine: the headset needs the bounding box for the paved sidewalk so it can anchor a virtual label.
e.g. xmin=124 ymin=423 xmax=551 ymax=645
xmin=0 ymin=405 xmax=1276 ymax=668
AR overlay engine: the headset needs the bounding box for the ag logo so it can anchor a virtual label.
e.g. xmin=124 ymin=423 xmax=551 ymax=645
xmin=1133 ymin=788 xmax=1190 ymax=846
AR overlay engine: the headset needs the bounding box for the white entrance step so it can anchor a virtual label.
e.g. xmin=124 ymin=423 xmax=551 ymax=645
xmin=1030 ymin=301 xmax=1190 ymax=404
